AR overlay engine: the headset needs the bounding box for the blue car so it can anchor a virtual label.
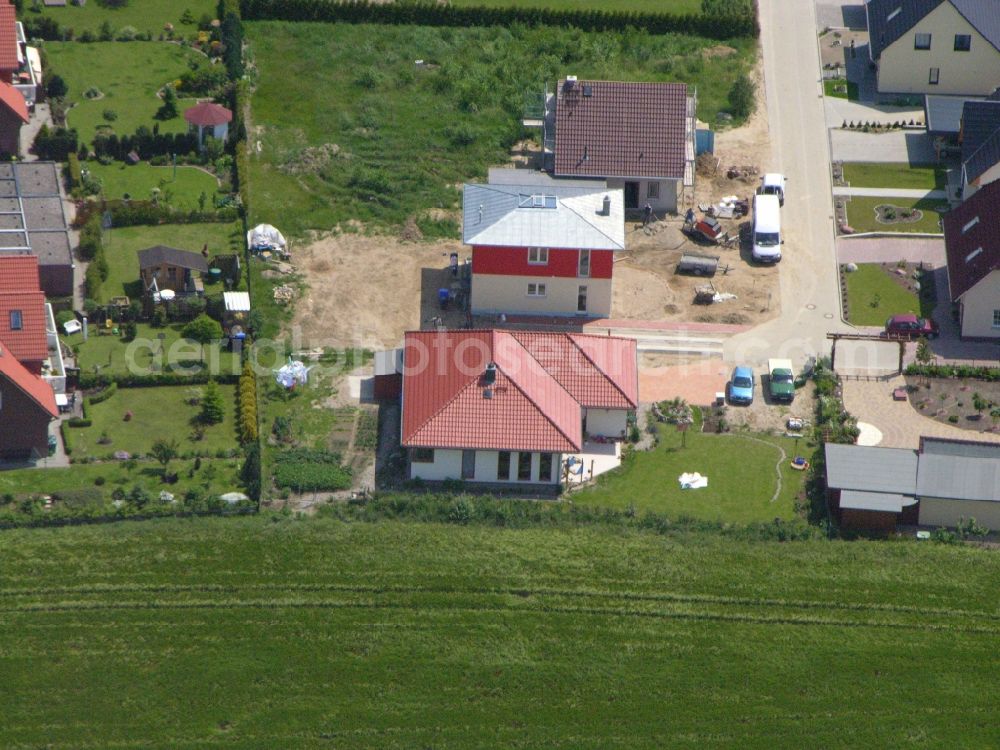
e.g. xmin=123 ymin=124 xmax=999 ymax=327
xmin=729 ymin=366 xmax=755 ymax=405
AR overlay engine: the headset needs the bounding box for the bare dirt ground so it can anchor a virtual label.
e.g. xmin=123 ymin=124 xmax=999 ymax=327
xmin=722 ymin=383 xmax=817 ymax=434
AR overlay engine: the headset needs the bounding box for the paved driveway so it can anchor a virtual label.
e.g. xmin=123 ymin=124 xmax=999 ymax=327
xmin=830 ymin=129 xmax=937 ymax=163
xmin=836 ymin=236 xmax=945 ymax=265
xmin=816 ymin=1 xmax=867 ymax=30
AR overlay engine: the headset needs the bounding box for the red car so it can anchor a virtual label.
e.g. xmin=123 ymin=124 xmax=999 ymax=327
xmin=882 ymin=314 xmax=939 ymax=340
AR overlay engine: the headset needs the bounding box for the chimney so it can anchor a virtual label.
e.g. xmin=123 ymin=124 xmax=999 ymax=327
xmin=601 ymin=195 xmax=611 ymax=216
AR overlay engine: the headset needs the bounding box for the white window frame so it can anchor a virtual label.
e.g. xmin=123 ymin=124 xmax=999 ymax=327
xmin=929 ymin=67 xmax=940 ymax=85
xmin=914 ymin=33 xmax=931 ymax=50
xmin=527 ymin=247 xmax=548 ymax=265
xmin=993 ymin=310 xmax=1000 ymax=329
xmin=646 ymin=181 xmax=660 ymax=200
xmin=578 ymin=249 xmax=591 ymax=278
xmin=527 ymin=282 xmax=547 ymax=297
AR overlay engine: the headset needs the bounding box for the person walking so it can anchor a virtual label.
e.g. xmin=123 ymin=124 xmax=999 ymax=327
xmin=642 ymin=202 xmax=653 ymax=227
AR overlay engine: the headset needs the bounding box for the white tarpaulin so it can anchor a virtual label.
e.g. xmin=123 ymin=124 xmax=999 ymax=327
xmin=248 ymin=224 xmax=287 ymax=252
xmin=678 ymin=472 xmax=708 ymax=489
xmin=274 ymin=359 xmax=312 ymax=389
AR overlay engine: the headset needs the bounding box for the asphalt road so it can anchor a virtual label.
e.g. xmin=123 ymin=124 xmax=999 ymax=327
xmin=724 ymin=0 xmax=849 ymax=367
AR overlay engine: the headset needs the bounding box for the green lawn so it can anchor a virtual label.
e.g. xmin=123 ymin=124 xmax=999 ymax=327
xmin=842 ymin=162 xmax=947 ymax=190
xmin=1 ymin=517 xmax=1000 ymax=746
xmin=247 ymin=21 xmax=756 ymax=235
xmin=449 ymin=0 xmax=701 ymax=9
xmin=65 ymin=384 xmax=237 ymax=459
xmin=574 ymin=416 xmax=806 ymax=522
xmin=92 ymin=221 xmax=242 ymax=303
xmin=83 ymin=161 xmax=221 ymax=211
xmin=28 ymin=0 xmax=217 ymax=37
xmin=846 ymin=196 xmax=948 ymax=234
xmin=45 ymin=42 xmax=208 ymax=140
xmin=844 ymin=263 xmax=922 ymax=326
xmin=68 ymin=322 xmax=241 ymax=377
xmin=823 ymin=78 xmax=858 ymax=100
xmin=0 ymin=457 xmax=242 ymax=502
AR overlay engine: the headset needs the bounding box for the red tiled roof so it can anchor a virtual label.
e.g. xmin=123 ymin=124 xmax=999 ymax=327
xmin=0 ymin=291 xmax=47 ymax=363
xmin=401 ymin=330 xmax=637 ymax=452
xmin=943 ymin=179 xmax=1000 ymax=300
xmin=0 ymin=3 xmax=16 ymax=74
xmin=554 ymin=79 xmax=688 ymax=180
xmin=0 ymin=342 xmax=57 ymax=419
xmin=0 ymin=255 xmax=39 ymax=293
xmin=0 ymin=80 xmax=27 ymax=124
xmin=183 ymin=101 xmax=232 ymax=127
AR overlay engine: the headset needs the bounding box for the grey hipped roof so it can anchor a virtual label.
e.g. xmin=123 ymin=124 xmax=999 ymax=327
xmin=917 ymin=453 xmax=1000 ymax=501
xmin=824 ymin=443 xmax=918 ymax=493
xmin=137 ymin=245 xmax=209 ymax=273
xmin=839 ymin=490 xmax=917 ymax=512
xmin=462 ymin=183 xmax=625 ymax=251
xmin=921 ymin=436 xmax=1000 ymax=458
xmin=867 ymin=0 xmax=1000 ymax=59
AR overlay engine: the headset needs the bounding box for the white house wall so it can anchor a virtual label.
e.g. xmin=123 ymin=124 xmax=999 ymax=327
xmin=585 ymin=408 xmax=628 ymax=439
xmin=876 ymin=2 xmax=1000 ymax=96
xmin=410 ymin=448 xmax=560 ymax=484
xmin=606 ymin=178 xmax=679 ymax=213
xmin=471 ymin=275 xmax=612 ymax=317
xmin=919 ymin=497 xmax=1000 ymax=530
xmin=410 ymin=448 xmax=463 ymax=481
xmin=960 ymin=270 xmax=1000 ymax=338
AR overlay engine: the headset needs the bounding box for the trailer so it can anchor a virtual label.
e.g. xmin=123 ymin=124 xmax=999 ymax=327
xmin=677 ymin=251 xmax=721 ymax=277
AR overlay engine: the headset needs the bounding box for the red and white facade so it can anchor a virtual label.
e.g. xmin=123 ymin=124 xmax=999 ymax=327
xmin=463 ymin=181 xmax=624 ymax=317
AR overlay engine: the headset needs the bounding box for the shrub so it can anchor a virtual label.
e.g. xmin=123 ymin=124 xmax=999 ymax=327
xmin=182 ymin=314 xmax=223 ymax=345
xmin=87 ymin=382 xmax=118 ymax=405
xmin=32 ymin=125 xmax=79 ymax=161
xmin=727 ymin=73 xmax=755 ymax=119
xmin=200 ymin=380 xmax=225 ymax=424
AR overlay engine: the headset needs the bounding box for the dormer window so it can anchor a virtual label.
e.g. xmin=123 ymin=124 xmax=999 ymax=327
xmin=962 ymin=216 xmax=980 ymax=234
xmin=518 ymin=194 xmax=557 ymax=209
xmin=9 ymin=310 xmax=22 ymax=330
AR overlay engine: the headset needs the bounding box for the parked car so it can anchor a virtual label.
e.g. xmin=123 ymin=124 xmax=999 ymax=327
xmin=882 ymin=314 xmax=939 ymax=340
xmin=759 ymin=173 xmax=786 ymax=206
xmin=728 ymin=365 xmax=755 ymax=405
xmin=767 ymin=358 xmax=795 ymax=403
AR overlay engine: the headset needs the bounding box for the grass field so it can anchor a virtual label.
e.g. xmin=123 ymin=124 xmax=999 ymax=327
xmin=575 ymin=417 xmax=806 ymax=522
xmin=842 ymin=162 xmax=947 ymax=190
xmin=823 ymin=78 xmax=858 ymax=100
xmin=247 ymin=21 xmax=755 ymax=235
xmin=1 ymin=516 xmax=999 ymax=746
xmin=449 ymin=0 xmax=701 ymax=10
xmin=65 ymin=384 xmax=237 ymax=459
xmin=69 ymin=322 xmax=242 ymax=377
xmin=45 ymin=42 xmax=207 ymax=140
xmin=83 ymin=161 xmax=221 ymax=211
xmin=846 ymin=196 xmax=948 ymax=234
xmin=844 ymin=263 xmax=922 ymax=326
xmin=28 ymin=0 xmax=217 ymax=36
xmin=94 ymin=221 xmax=242 ymax=302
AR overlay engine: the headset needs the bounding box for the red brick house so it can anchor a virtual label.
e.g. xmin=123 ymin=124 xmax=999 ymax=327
xmin=401 ymin=329 xmax=637 ymax=486
xmin=463 ymin=179 xmax=624 ymax=317
xmin=0 ymin=340 xmax=57 ymax=460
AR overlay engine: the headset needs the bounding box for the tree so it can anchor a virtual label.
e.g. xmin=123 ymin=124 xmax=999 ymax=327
xmin=728 ymin=73 xmax=756 ymax=119
xmin=150 ymin=438 xmax=178 ymax=478
xmin=156 ymin=85 xmax=179 ymax=121
xmin=182 ymin=313 xmax=222 ymax=345
xmin=914 ymin=336 xmax=934 ymax=367
xmin=972 ymin=392 xmax=988 ymax=419
xmin=46 ymin=74 xmax=68 ymax=100
xmin=200 ymin=381 xmax=225 ymax=425
xmin=991 ymin=407 xmax=1000 ymax=431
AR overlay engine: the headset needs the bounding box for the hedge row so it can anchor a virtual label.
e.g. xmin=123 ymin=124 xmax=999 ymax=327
xmin=86 ymin=382 xmax=118 ymax=405
xmin=78 ymin=371 xmax=241 ymax=390
xmin=238 ymin=361 xmax=259 ymax=443
xmin=239 ymin=0 xmax=759 ymax=39
xmin=74 ymin=200 xmax=239 ymax=229
xmin=92 ymin=130 xmax=200 ymax=162
xmin=905 ymin=364 xmax=1000 ymax=382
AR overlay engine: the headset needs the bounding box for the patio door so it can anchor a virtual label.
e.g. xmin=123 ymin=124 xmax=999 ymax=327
xmin=624 ymin=182 xmax=639 ymax=209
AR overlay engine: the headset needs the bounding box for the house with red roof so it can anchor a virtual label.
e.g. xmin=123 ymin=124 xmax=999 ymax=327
xmin=463 ymin=174 xmax=624 ymax=317
xmin=401 ymin=330 xmax=638 ymax=485
xmin=543 ymin=78 xmax=696 ymax=214
xmin=942 ymin=178 xmax=1000 ymax=337
xmin=183 ymin=101 xmax=232 ymax=148
xmin=0 ymin=340 xmax=57 ymax=460
xmin=0 ymin=255 xmax=66 ymax=392
xmin=0 ymin=2 xmax=42 ymax=109
xmin=0 ymin=79 xmax=27 ymax=155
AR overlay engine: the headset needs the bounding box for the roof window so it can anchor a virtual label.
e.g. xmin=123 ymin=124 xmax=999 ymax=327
xmin=966 ymin=247 xmax=983 ymax=263
xmin=518 ymin=194 xmax=557 ymax=209
xmin=887 ymin=7 xmax=902 ymax=22
xmin=962 ymin=216 xmax=979 ymax=234
xmin=9 ymin=310 xmax=21 ymax=331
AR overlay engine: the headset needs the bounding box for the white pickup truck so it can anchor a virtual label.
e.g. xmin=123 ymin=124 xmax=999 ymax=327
xmin=759 ymin=173 xmax=786 ymax=206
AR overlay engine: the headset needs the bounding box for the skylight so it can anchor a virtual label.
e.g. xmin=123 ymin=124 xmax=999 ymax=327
xmin=962 ymin=216 xmax=980 ymax=234
xmin=518 ymin=194 xmax=558 ymax=209
xmin=966 ymin=247 xmax=983 ymax=263
xmin=886 ymin=7 xmax=901 ymax=22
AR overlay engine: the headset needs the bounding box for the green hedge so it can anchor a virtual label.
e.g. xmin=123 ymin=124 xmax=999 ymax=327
xmin=66 ymin=153 xmax=82 ymax=191
xmin=66 ymin=417 xmax=92 ymax=428
xmin=905 ymin=364 xmax=1000 ymax=381
xmin=78 ymin=371 xmax=241 ymax=389
xmin=240 ymin=0 xmax=759 ymax=39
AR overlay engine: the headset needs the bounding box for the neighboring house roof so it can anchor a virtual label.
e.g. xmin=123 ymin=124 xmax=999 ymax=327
xmin=0 ymin=342 xmax=57 ymax=419
xmin=553 ymin=79 xmax=688 ymax=180
xmin=824 ymin=443 xmax=918 ymax=494
xmin=959 ymin=100 xmax=1000 ymax=182
xmin=137 ymin=245 xmax=209 ymax=273
xmin=401 ymin=330 xmax=637 ymax=452
xmin=921 ymin=436 xmax=1000 ymax=457
xmin=462 ymin=182 xmax=625 ymax=250
xmin=867 ymin=0 xmax=1000 ymax=60
xmin=0 ymin=3 xmax=16 ymax=73
xmin=0 ymin=255 xmax=39 ymax=293
xmin=0 ymin=290 xmax=46 ymax=363
xmin=941 ymin=178 xmax=1000 ymax=300
xmin=0 ymin=80 xmax=27 ymax=124
xmin=917 ymin=453 xmax=1000 ymax=501
xmin=926 ymin=94 xmax=982 ymax=134
xmin=183 ymin=101 xmax=233 ymax=127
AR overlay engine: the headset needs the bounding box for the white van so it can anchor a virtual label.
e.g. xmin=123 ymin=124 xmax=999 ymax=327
xmin=752 ymin=193 xmax=782 ymax=263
